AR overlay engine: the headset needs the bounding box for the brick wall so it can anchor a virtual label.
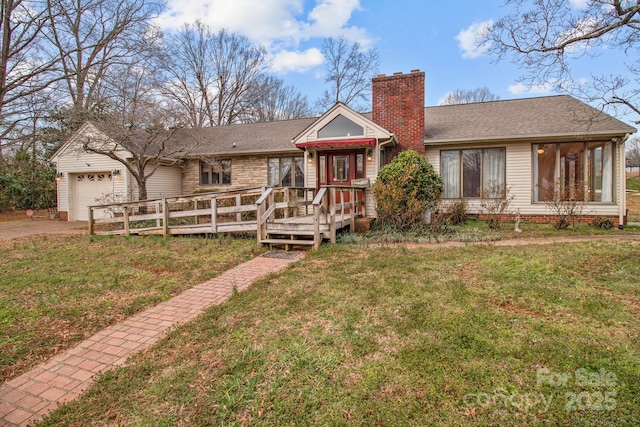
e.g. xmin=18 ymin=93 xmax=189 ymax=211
xmin=372 ymin=69 xmax=425 ymax=155
xmin=477 ymin=213 xmax=620 ymax=228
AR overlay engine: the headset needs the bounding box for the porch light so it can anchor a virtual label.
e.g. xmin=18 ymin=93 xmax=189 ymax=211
xmin=366 ymin=149 xmax=373 ymax=161
xmin=537 ymin=147 xmax=545 ymax=154
xmin=55 ymin=172 xmax=64 ymax=180
xmin=307 ymin=151 xmax=314 ymax=162
xmin=112 ymin=169 xmax=121 ymax=176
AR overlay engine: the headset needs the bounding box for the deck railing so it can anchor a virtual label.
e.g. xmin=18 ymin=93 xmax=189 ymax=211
xmin=89 ymin=187 xmax=262 ymax=236
xmin=255 ymin=187 xmax=317 ymax=245
xmin=89 ymin=187 xmax=317 ymax=237
xmin=312 ymin=186 xmax=366 ymax=248
xmin=89 ymin=185 xmax=364 ymax=249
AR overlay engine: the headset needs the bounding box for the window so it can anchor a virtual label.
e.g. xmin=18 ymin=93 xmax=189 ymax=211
xmin=200 ymin=160 xmax=231 ymax=185
xmin=318 ymin=155 xmax=326 ymax=185
xmin=441 ymin=148 xmax=506 ymax=198
xmin=268 ymin=157 xmax=304 ymax=187
xmin=356 ymin=153 xmax=364 ymax=179
xmin=532 ymin=142 xmax=613 ymax=202
xmin=318 ymin=115 xmax=364 ymax=138
xmin=333 ymin=155 xmax=349 ymax=182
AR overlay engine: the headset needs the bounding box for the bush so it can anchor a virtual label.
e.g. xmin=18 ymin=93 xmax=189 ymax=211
xmin=479 ymin=182 xmax=514 ymax=229
xmin=590 ymin=216 xmax=614 ymax=230
xmin=543 ymin=181 xmax=586 ymax=229
xmin=443 ymin=199 xmax=469 ymax=225
xmin=374 ymin=149 xmax=443 ymax=230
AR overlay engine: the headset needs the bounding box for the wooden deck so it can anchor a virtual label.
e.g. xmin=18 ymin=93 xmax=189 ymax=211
xmin=88 ymin=186 xmax=367 ymax=249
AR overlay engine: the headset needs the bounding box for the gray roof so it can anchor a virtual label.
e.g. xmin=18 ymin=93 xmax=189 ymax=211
xmin=174 ymin=117 xmax=317 ymax=157
xmin=423 ymin=95 xmax=636 ymax=145
xmin=72 ymin=95 xmax=636 ymax=159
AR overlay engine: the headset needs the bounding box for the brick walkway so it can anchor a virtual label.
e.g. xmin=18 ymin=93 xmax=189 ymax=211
xmin=0 ymin=252 xmax=303 ymax=427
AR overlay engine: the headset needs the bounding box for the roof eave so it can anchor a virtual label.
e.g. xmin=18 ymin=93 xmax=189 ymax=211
xmin=424 ymin=130 xmax=637 ymax=147
xmin=187 ymin=147 xmax=301 ymax=158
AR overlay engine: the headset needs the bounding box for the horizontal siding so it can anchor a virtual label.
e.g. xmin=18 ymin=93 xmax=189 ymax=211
xmin=145 ymin=166 xmax=183 ymax=199
xmin=427 ymin=141 xmax=623 ymax=217
xmin=306 ymin=152 xmax=316 ymax=188
xmin=55 ymin=150 xmax=128 ymax=214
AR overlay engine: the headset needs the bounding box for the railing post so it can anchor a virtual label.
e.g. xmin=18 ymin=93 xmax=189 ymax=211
xmin=329 ymin=187 xmax=336 ymax=244
xmin=162 ymin=198 xmax=169 ymax=236
xmin=211 ymin=197 xmax=217 ymax=234
xmin=156 ymin=202 xmax=161 ymax=228
xmin=123 ymin=206 xmax=130 ymax=236
xmin=268 ymin=190 xmax=275 ymax=222
xmin=236 ymin=194 xmax=242 ymax=222
xmin=284 ymin=188 xmax=290 ymax=218
xmin=313 ymin=203 xmax=320 ymax=250
xmin=350 ymin=188 xmax=355 ymax=229
xmin=88 ymin=207 xmax=94 ymax=235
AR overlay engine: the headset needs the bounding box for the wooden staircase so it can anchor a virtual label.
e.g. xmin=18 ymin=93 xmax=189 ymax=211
xmin=256 ymin=186 xmax=365 ymax=250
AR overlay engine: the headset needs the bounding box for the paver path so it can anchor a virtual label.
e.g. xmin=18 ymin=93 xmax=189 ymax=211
xmin=0 ymin=252 xmax=303 ymax=427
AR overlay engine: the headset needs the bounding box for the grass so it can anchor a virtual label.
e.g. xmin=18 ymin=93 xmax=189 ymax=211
xmin=39 ymin=240 xmax=640 ymax=426
xmin=0 ymin=234 xmax=258 ymax=383
xmin=627 ymin=175 xmax=640 ymax=222
xmin=338 ymin=218 xmax=640 ymax=246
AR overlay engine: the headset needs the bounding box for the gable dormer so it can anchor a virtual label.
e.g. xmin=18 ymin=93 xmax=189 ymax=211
xmin=293 ymin=102 xmax=396 ymax=150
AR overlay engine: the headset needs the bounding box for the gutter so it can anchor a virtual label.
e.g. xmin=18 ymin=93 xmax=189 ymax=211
xmin=620 ymin=133 xmax=632 ymax=227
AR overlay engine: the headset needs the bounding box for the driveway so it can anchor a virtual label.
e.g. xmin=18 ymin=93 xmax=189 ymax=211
xmin=0 ymin=219 xmax=87 ymax=241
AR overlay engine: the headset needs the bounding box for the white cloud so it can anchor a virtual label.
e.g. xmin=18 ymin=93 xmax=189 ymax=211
xmin=155 ymin=0 xmax=371 ymax=73
xmin=569 ymin=0 xmax=589 ymax=9
xmin=271 ymin=48 xmax=324 ymax=73
xmin=456 ymin=20 xmax=493 ymax=59
xmin=508 ymin=82 xmax=554 ymax=95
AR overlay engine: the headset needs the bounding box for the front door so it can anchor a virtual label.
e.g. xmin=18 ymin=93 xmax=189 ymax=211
xmin=317 ymin=150 xmax=366 ymax=209
xmin=316 ymin=150 xmax=365 ymax=189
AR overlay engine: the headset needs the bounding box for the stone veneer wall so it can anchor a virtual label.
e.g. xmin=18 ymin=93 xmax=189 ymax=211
xmin=182 ymin=156 xmax=270 ymax=194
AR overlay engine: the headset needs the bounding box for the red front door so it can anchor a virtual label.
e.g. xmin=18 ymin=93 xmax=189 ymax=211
xmin=316 ymin=150 xmax=365 ymax=189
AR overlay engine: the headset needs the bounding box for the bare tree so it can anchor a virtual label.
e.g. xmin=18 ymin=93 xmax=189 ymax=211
xmin=162 ymin=23 xmax=270 ymax=127
xmin=81 ymin=64 xmax=194 ymax=201
xmin=627 ymin=136 xmax=640 ymax=173
xmin=482 ymin=0 xmax=640 ymax=123
xmin=0 ymin=0 xmax=60 ymax=157
xmin=45 ymin=0 xmax=163 ymax=112
xmin=316 ymin=36 xmax=379 ymax=112
xmin=439 ymin=87 xmax=500 ymax=105
xmin=246 ymin=75 xmax=312 ymax=123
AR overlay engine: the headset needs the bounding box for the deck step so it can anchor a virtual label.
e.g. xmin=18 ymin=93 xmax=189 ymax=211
xmin=265 ymin=228 xmax=316 ymax=236
xmin=260 ymin=239 xmax=316 ymax=246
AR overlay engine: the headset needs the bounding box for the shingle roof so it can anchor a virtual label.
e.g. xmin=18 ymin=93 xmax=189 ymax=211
xmin=423 ymin=95 xmax=636 ymax=145
xmin=174 ymin=117 xmax=317 ymax=156
xmin=73 ymin=95 xmax=636 ymax=159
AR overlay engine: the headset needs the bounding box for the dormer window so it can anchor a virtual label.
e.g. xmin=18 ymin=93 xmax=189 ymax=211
xmin=318 ymin=115 xmax=364 ymax=139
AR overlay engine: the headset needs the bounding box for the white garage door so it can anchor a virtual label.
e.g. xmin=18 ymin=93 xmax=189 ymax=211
xmin=73 ymin=173 xmax=114 ymax=221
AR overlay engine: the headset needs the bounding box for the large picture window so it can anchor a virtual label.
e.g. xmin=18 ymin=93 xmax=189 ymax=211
xmin=441 ymin=148 xmax=506 ymax=198
xmin=200 ymin=160 xmax=231 ymax=185
xmin=268 ymin=156 xmax=304 ymax=187
xmin=532 ymin=142 xmax=613 ymax=202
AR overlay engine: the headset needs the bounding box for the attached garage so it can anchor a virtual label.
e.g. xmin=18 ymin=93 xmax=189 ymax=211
xmin=72 ymin=172 xmax=115 ymax=221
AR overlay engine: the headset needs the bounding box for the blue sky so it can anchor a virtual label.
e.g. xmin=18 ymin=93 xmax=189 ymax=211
xmin=155 ymin=0 xmax=635 ymax=123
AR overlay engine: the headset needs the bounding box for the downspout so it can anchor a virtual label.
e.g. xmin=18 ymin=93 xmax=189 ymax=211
xmin=620 ymin=133 xmax=632 ymax=227
xmin=377 ymin=134 xmax=397 ymax=170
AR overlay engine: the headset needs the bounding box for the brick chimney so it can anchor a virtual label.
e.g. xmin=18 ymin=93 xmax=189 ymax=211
xmin=372 ymin=69 xmax=425 ymax=155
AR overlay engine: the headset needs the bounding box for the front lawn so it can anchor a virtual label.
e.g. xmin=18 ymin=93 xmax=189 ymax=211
xmin=0 ymin=234 xmax=258 ymax=383
xmin=41 ymin=240 xmax=640 ymax=426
